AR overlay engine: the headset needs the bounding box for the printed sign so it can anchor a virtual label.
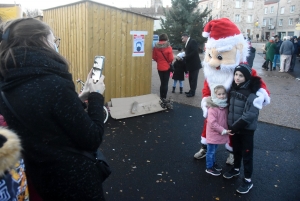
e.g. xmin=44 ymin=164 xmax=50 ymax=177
xmin=130 ymin=31 xmax=148 ymax=57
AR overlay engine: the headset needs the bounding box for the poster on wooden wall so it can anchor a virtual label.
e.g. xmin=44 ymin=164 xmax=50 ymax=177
xmin=130 ymin=31 xmax=148 ymax=57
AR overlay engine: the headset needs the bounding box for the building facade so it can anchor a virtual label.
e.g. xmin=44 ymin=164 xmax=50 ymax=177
xmin=198 ymin=0 xmax=265 ymax=41
xmin=262 ymin=0 xmax=300 ymax=40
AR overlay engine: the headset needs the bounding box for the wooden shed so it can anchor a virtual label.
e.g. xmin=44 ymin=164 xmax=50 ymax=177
xmin=43 ymin=0 xmax=156 ymax=102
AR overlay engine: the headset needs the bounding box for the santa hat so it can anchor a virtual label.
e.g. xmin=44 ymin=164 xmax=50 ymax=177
xmin=202 ymin=18 xmax=249 ymax=62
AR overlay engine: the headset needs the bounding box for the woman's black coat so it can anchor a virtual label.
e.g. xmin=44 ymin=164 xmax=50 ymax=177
xmin=0 ymin=47 xmax=105 ymax=200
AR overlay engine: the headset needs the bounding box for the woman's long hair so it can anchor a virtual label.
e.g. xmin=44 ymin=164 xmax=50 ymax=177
xmin=0 ymin=18 xmax=69 ymax=75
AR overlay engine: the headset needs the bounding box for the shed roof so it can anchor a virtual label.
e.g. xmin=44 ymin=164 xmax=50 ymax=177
xmin=122 ymin=6 xmax=170 ymax=17
xmin=43 ymin=0 xmax=157 ymax=20
xmin=0 ymin=4 xmax=21 ymax=7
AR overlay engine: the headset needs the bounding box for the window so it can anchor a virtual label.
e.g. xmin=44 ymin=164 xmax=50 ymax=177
xmin=217 ymin=1 xmax=220 ymax=8
xmin=279 ymin=19 xmax=283 ymax=26
xmin=270 ymin=6 xmax=274 ymax=13
xmin=269 ymin=18 xmax=273 ymax=25
xmin=235 ymin=0 xmax=240 ymax=8
xmin=235 ymin=14 xmax=240 ymax=22
xmin=289 ymin=18 xmax=293 ymax=25
xmin=264 ymin=8 xmax=268 ymax=14
xmin=280 ymin=7 xmax=285 ymax=14
xmin=247 ymin=15 xmax=253 ymax=23
xmin=263 ymin=19 xmax=266 ymax=26
xmin=290 ymin=5 xmax=295 ymax=13
xmin=248 ymin=1 xmax=253 ymax=9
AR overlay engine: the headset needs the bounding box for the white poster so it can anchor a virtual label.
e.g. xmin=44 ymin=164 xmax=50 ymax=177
xmin=130 ymin=31 xmax=148 ymax=57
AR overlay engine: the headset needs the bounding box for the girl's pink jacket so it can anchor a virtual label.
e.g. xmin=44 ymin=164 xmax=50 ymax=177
xmin=206 ymin=107 xmax=229 ymax=144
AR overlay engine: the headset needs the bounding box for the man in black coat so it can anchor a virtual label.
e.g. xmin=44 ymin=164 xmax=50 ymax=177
xmin=181 ymin=33 xmax=202 ymax=97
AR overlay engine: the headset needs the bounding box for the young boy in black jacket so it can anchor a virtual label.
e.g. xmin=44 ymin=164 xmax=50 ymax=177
xmin=223 ymin=64 xmax=261 ymax=194
xmin=171 ymin=51 xmax=187 ymax=94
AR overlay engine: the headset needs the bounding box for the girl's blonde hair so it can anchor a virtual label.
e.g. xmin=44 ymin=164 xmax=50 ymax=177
xmin=214 ymin=85 xmax=226 ymax=94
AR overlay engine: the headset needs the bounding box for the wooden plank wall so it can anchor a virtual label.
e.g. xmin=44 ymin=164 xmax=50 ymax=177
xmin=43 ymin=1 xmax=154 ymax=102
xmin=44 ymin=2 xmax=87 ymax=93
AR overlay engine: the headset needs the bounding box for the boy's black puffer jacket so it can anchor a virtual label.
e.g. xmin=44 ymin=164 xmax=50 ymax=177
xmin=227 ymin=77 xmax=261 ymax=133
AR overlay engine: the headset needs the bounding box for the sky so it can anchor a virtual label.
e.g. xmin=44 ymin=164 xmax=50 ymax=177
xmin=4 ymin=0 xmax=172 ymax=10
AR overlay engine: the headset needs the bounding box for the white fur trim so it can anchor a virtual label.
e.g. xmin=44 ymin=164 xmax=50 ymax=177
xmin=201 ymin=97 xmax=208 ymax=118
xmin=206 ymin=34 xmax=244 ymax=48
xmin=258 ymin=88 xmax=271 ymax=106
xmin=201 ymin=136 xmax=207 ymax=145
xmin=216 ymin=45 xmax=233 ymax=53
xmin=225 ymin=143 xmax=233 ymax=152
xmin=253 ymin=91 xmax=264 ymax=110
xmin=0 ymin=127 xmax=21 ymax=176
xmin=202 ymin=32 xmax=209 ymax=37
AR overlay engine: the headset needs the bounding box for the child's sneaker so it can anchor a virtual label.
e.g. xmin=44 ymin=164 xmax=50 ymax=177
xmin=223 ymin=168 xmax=240 ymax=179
xmin=205 ymin=167 xmax=221 ymax=176
xmin=236 ymin=179 xmax=253 ymax=194
xmin=213 ymin=163 xmax=222 ymax=171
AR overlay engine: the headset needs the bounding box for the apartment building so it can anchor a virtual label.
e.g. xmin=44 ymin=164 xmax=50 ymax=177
xmin=198 ymin=0 xmax=265 ymax=40
xmin=263 ymin=0 xmax=300 ymax=40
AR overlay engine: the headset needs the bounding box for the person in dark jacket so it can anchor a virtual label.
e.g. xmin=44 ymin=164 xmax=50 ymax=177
xmin=223 ymin=64 xmax=261 ymax=194
xmin=272 ymin=35 xmax=282 ymax=71
xmin=171 ymin=51 xmax=187 ymax=94
xmin=0 ymin=18 xmax=106 ymax=201
xmin=181 ymin=33 xmax=202 ymax=97
xmin=152 ymin=33 xmax=174 ymax=102
xmin=289 ymin=36 xmax=299 ymax=72
xmin=246 ymin=40 xmax=256 ymax=68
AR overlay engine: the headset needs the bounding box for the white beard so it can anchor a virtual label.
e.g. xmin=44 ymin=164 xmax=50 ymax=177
xmin=203 ymin=51 xmax=241 ymax=99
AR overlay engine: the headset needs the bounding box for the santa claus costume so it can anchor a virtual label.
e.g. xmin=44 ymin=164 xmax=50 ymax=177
xmin=193 ymin=18 xmax=270 ymax=164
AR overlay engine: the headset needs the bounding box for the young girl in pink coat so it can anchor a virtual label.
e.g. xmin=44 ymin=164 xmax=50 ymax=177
xmin=205 ymin=85 xmax=233 ymax=176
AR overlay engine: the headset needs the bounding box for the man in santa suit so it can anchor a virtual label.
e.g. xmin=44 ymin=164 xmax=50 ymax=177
xmin=193 ymin=18 xmax=270 ymax=164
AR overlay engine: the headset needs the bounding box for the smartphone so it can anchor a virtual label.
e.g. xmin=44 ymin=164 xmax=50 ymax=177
xmin=91 ymin=56 xmax=105 ymax=82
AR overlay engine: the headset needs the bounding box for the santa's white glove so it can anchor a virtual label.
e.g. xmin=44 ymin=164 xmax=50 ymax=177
xmin=201 ymin=97 xmax=208 ymax=118
xmin=253 ymin=88 xmax=270 ymax=109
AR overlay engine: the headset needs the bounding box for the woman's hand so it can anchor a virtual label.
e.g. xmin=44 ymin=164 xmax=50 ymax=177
xmin=79 ymin=70 xmax=105 ymax=101
xmin=88 ymin=75 xmax=105 ymax=94
xmin=78 ymin=69 xmax=92 ymax=101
